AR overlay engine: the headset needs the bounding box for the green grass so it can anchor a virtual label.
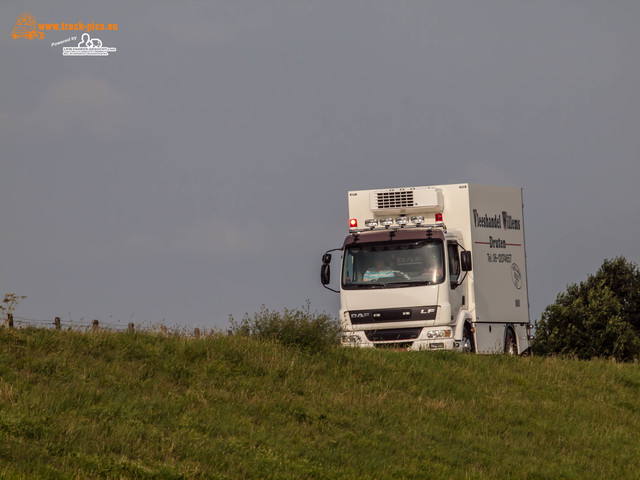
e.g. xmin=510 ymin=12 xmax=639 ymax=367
xmin=0 ymin=328 xmax=639 ymax=479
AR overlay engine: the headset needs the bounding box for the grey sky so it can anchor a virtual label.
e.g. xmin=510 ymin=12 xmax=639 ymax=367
xmin=2 ymin=1 xmax=639 ymax=329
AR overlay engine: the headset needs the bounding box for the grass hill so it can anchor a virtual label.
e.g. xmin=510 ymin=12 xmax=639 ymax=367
xmin=0 ymin=327 xmax=639 ymax=479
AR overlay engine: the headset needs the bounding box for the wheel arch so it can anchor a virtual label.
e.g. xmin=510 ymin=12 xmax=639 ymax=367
xmin=454 ymin=309 xmax=473 ymax=341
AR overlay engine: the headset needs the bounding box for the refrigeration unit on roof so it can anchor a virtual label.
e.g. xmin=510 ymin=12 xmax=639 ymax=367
xmin=369 ymin=187 xmax=443 ymax=214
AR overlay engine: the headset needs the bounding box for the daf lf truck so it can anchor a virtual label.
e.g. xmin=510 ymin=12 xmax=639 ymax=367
xmin=321 ymin=183 xmax=532 ymax=354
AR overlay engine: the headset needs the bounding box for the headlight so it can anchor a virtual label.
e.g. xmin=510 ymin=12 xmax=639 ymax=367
xmin=365 ymin=219 xmax=378 ymax=229
xmin=426 ymin=329 xmax=451 ymax=339
xmin=395 ymin=216 xmax=409 ymax=227
xmin=341 ymin=334 xmax=361 ymax=345
xmin=380 ymin=218 xmax=394 ymax=228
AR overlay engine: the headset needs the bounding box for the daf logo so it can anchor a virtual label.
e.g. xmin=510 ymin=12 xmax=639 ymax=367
xmin=350 ymin=312 xmax=370 ymax=319
xmin=421 ymin=308 xmax=435 ymax=314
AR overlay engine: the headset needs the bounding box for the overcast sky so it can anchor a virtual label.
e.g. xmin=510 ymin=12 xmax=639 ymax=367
xmin=2 ymin=1 xmax=639 ymax=330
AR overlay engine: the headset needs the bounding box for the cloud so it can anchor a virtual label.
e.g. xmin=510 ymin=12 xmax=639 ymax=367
xmin=0 ymin=111 xmax=9 ymax=133
xmin=457 ymin=160 xmax=522 ymax=189
xmin=142 ymin=2 xmax=275 ymax=45
xmin=121 ymin=216 xmax=276 ymax=258
xmin=8 ymin=76 xmax=132 ymax=141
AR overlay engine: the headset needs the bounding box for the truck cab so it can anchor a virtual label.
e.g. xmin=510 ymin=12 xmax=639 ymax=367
xmin=329 ymin=221 xmax=472 ymax=351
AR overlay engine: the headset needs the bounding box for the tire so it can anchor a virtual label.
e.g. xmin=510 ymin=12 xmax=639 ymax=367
xmin=504 ymin=327 xmax=517 ymax=355
xmin=462 ymin=324 xmax=475 ymax=353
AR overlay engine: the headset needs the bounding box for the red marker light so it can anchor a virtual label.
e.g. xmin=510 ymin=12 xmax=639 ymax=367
xmin=435 ymin=213 xmax=443 ymax=222
xmin=349 ymin=218 xmax=358 ymax=228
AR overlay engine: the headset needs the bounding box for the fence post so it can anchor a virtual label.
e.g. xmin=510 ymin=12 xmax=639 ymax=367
xmin=128 ymin=322 xmax=135 ymax=333
xmin=54 ymin=317 xmax=61 ymax=330
xmin=92 ymin=319 xmax=99 ymax=331
xmin=161 ymin=325 xmax=167 ymax=337
xmin=194 ymin=328 xmax=201 ymax=339
xmin=7 ymin=313 xmax=13 ymax=329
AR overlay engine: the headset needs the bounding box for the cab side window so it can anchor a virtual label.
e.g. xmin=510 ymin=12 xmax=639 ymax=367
xmin=448 ymin=243 xmax=460 ymax=284
xmin=343 ymin=254 xmax=354 ymax=284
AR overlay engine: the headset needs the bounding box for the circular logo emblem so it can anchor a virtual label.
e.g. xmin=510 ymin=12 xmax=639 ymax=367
xmin=511 ymin=263 xmax=522 ymax=289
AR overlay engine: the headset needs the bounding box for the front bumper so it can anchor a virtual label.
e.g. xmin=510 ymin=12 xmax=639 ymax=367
xmin=340 ymin=328 xmax=461 ymax=351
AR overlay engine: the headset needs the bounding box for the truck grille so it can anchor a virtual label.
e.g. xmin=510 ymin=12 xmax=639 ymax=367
xmin=365 ymin=328 xmax=422 ymax=342
xmin=349 ymin=306 xmax=437 ymax=324
xmin=375 ymin=191 xmax=414 ymax=209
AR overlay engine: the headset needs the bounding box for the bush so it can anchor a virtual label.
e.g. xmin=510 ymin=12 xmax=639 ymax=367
xmin=533 ymin=257 xmax=640 ymax=361
xmin=229 ymin=302 xmax=341 ymax=354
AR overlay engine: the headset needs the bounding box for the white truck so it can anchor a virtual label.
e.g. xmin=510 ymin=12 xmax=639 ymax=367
xmin=321 ymin=183 xmax=532 ymax=354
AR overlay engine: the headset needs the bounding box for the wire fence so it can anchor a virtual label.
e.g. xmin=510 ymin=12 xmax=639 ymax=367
xmin=6 ymin=314 xmax=221 ymax=338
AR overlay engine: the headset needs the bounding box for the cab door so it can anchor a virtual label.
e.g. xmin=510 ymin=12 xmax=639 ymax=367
xmin=447 ymin=242 xmax=466 ymax=322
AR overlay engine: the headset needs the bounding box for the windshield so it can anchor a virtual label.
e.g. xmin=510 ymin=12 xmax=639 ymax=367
xmin=342 ymin=240 xmax=445 ymax=288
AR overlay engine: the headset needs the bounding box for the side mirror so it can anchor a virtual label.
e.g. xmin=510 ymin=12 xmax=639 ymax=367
xmin=461 ymin=251 xmax=472 ymax=271
xmin=321 ymin=263 xmax=331 ymax=285
xmin=321 ymin=248 xmax=341 ymax=293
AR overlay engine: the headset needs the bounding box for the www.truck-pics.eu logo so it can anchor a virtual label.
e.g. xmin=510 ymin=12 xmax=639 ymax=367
xmin=12 ymin=11 xmax=44 ymax=39
xmin=11 ymin=12 xmax=118 ymax=38
xmin=11 ymin=11 xmax=118 ymax=57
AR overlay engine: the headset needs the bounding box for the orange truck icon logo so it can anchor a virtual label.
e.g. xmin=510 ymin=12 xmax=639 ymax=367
xmin=12 ymin=11 xmax=44 ymax=39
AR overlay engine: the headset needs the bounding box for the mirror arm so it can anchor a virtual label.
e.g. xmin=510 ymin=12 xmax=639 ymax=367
xmin=322 ymin=248 xmax=343 ymax=263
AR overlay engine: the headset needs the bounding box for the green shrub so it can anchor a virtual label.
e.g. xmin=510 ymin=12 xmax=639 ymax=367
xmin=533 ymin=257 xmax=640 ymax=361
xmin=229 ymin=302 xmax=340 ymax=354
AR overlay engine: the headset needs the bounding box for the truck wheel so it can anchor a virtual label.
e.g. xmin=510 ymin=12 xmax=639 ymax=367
xmin=462 ymin=324 xmax=475 ymax=353
xmin=504 ymin=327 xmax=517 ymax=355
